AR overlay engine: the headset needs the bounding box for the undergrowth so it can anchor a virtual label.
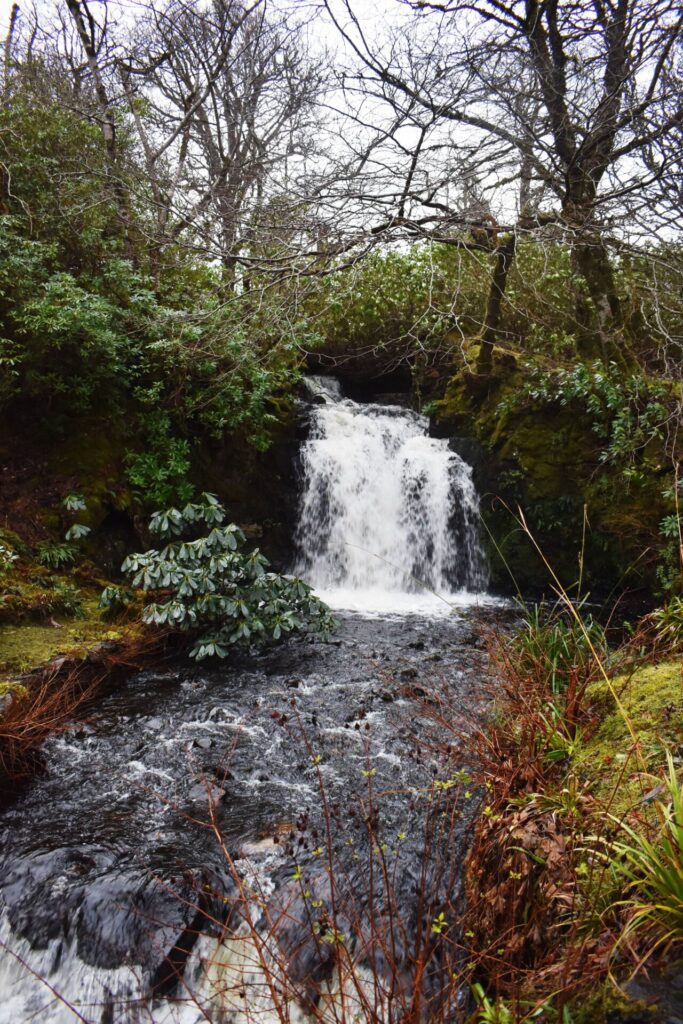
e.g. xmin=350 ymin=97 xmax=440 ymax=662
xmin=458 ymin=600 xmax=683 ymax=1023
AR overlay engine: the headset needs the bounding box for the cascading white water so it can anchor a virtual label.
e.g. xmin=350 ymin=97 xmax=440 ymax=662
xmin=295 ymin=377 xmax=489 ymax=614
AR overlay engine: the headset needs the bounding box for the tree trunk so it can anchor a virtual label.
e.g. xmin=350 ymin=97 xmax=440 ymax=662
xmin=570 ymin=232 xmax=635 ymax=368
xmin=476 ymin=232 xmax=516 ymax=374
xmin=2 ymin=3 xmax=19 ymax=101
xmin=65 ymin=0 xmax=134 ymax=260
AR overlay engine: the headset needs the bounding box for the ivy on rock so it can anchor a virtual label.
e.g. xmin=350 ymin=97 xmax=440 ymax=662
xmin=109 ymin=494 xmax=335 ymax=659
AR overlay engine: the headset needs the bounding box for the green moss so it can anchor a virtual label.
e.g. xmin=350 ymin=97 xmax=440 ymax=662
xmin=1 ymin=413 xmax=135 ymax=555
xmin=0 ymin=548 xmax=124 ymax=673
xmin=44 ymin=420 xmax=133 ymax=532
xmin=589 ymin=661 xmax=683 ymax=744
xmin=0 ymin=680 xmax=28 ymax=700
xmin=436 ymin=359 xmax=673 ymax=596
xmin=567 ymin=978 xmax=660 ymax=1024
xmin=265 ymin=393 xmax=297 ymax=434
xmin=0 ymin=598 xmax=121 ymax=673
xmin=0 ymin=561 xmax=83 ymax=624
xmin=0 ymin=528 xmax=29 ymax=556
xmin=575 ymin=660 xmax=683 ymax=813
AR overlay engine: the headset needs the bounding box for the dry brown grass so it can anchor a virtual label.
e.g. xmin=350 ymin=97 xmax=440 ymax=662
xmin=452 ymin=611 xmax=671 ymax=1017
xmin=0 ymin=627 xmax=167 ymax=797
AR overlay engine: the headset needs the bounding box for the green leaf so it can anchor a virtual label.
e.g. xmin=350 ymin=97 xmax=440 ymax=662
xmin=122 ymin=497 xmax=334 ymax=658
xmin=65 ymin=523 xmax=91 ymax=541
xmin=63 ymin=493 xmax=86 ymax=512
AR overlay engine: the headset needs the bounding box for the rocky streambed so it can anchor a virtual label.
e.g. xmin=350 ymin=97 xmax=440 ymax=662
xmin=0 ymin=608 xmax=505 ymax=1023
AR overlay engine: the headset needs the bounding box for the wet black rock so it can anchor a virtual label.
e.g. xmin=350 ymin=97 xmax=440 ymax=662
xmin=399 ymin=665 xmax=419 ymax=680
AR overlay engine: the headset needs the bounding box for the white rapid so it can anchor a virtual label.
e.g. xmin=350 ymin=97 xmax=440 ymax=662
xmin=295 ymin=377 xmax=489 ymax=614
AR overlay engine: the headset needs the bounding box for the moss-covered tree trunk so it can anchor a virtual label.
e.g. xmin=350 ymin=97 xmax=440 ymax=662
xmin=569 ymin=230 xmax=636 ymax=370
xmin=564 ymin=184 xmax=635 ymax=369
xmin=476 ymin=233 xmax=517 ymax=375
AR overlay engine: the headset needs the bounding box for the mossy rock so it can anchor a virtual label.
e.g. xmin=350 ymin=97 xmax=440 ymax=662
xmin=435 ymin=362 xmax=673 ymax=599
xmin=0 ymin=546 xmax=96 ymax=625
xmin=576 ymin=659 xmax=683 ymax=813
xmin=0 ymin=680 xmax=28 ymax=700
xmin=567 ymin=978 xmax=662 ymax=1024
xmin=40 ymin=419 xmax=135 ymax=542
xmin=0 ymin=598 xmax=126 ymax=674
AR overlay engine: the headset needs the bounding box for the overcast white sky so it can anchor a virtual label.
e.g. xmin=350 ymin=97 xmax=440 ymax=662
xmin=0 ymin=0 xmax=401 ymax=39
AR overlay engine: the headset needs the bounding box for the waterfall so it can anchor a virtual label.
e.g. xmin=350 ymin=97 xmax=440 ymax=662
xmin=0 ymin=378 xmax=494 ymax=1024
xmin=295 ymin=377 xmax=488 ymax=613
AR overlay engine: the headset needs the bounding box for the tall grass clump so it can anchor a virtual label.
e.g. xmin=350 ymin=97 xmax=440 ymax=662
xmin=508 ymin=600 xmax=609 ymax=697
xmin=457 ymin=565 xmax=683 ymax=1020
xmin=457 ymin=597 xmax=638 ymax=1012
xmin=611 ymin=751 xmax=683 ymax=965
xmin=474 ymin=601 xmax=609 ymax=797
xmin=647 ymin=596 xmax=683 ymax=656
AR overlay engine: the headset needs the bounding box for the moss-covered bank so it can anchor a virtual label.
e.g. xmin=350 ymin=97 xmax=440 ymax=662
xmin=0 ymin=558 xmax=163 ymax=798
xmin=578 ymin=660 xmax=683 ymax=808
xmin=435 ymin=347 xmax=678 ymax=600
xmin=463 ymin=603 xmax=683 ymax=1024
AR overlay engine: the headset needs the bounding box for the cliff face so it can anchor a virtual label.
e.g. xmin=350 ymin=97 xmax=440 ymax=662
xmin=434 ymin=353 xmax=674 ymax=601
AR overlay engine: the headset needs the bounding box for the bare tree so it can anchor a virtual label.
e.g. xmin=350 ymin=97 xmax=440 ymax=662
xmin=2 ymin=3 xmax=20 ymax=101
xmin=4 ymin=1 xmax=333 ymax=284
xmin=324 ymin=0 xmax=683 ymax=368
xmin=117 ymin=0 xmax=326 ymax=282
xmin=63 ymin=0 xmax=137 ymax=255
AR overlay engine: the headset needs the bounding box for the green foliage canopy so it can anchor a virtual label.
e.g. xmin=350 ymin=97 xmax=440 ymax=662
xmin=0 ymin=92 xmax=319 ymax=505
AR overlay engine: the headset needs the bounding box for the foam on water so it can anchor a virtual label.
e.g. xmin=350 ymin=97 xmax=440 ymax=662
xmin=311 ymin=586 xmax=501 ymax=616
xmin=296 ymin=377 xmax=489 ymax=614
xmin=0 ymin=912 xmax=147 ymax=1024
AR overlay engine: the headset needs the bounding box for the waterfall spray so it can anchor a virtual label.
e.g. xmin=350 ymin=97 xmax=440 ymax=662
xmin=295 ymin=377 xmax=488 ymax=613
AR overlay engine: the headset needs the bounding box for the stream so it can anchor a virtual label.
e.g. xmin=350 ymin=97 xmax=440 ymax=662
xmin=0 ymin=379 xmax=505 ymax=1022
